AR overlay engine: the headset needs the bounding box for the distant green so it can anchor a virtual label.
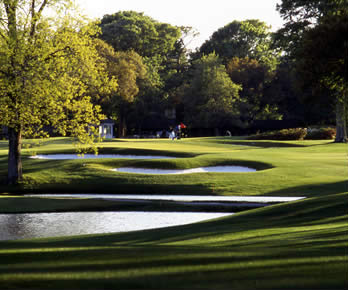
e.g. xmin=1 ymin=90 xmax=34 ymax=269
xmin=0 ymin=137 xmax=346 ymax=197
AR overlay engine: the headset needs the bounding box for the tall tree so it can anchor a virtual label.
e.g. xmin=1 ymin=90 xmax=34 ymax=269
xmin=183 ymin=53 xmax=241 ymax=129
xmin=196 ymin=20 xmax=278 ymax=68
xmin=95 ymin=39 xmax=146 ymax=137
xmin=274 ymin=0 xmax=345 ymax=57
xmin=296 ymin=11 xmax=348 ymax=142
xmin=0 ymin=0 xmax=116 ymax=184
xmin=99 ymin=11 xmax=181 ymax=58
xmin=99 ymin=11 xmax=183 ymax=131
xmin=226 ymin=57 xmax=281 ymax=122
xmin=276 ymin=0 xmax=348 ymax=141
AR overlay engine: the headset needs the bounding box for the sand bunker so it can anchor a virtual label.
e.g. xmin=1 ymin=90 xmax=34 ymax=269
xmin=30 ymin=154 xmax=176 ymax=160
xmin=112 ymin=166 xmax=256 ymax=174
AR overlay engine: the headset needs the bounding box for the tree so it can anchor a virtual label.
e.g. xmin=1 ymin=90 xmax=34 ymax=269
xmin=182 ymin=53 xmax=241 ymax=129
xmin=295 ymin=12 xmax=348 ymax=142
xmin=262 ymin=60 xmax=334 ymax=125
xmin=99 ymin=11 xmax=181 ymax=58
xmin=226 ymin=57 xmax=281 ymax=122
xmin=196 ymin=20 xmax=278 ymax=68
xmin=95 ymin=39 xmax=146 ymax=137
xmin=99 ymin=11 xmax=184 ymax=132
xmin=274 ymin=0 xmax=345 ymax=58
xmin=161 ymin=26 xmax=196 ymax=119
xmin=0 ymin=0 xmax=116 ymax=184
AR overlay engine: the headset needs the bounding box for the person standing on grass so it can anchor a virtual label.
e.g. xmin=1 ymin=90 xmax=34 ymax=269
xmin=169 ymin=127 xmax=175 ymax=140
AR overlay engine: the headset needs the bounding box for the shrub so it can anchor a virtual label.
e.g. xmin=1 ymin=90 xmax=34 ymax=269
xmin=248 ymin=128 xmax=307 ymax=141
xmin=305 ymin=127 xmax=336 ymax=140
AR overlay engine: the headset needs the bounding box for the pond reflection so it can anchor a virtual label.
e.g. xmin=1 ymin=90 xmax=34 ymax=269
xmin=0 ymin=212 xmax=231 ymax=241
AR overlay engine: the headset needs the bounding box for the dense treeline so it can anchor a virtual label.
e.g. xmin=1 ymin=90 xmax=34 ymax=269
xmin=94 ymin=3 xmax=346 ymax=139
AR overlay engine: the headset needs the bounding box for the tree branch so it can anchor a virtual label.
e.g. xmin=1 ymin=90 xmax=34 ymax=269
xmin=0 ymin=29 xmax=7 ymax=41
xmin=21 ymin=45 xmax=73 ymax=73
xmin=30 ymin=0 xmax=48 ymax=37
xmin=31 ymin=0 xmax=36 ymax=20
xmin=37 ymin=0 xmax=48 ymax=16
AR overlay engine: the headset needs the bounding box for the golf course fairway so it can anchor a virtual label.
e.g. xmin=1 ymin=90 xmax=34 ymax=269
xmin=0 ymin=137 xmax=347 ymax=289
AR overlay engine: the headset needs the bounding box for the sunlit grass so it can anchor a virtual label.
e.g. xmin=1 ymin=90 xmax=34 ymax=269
xmin=1 ymin=137 xmax=347 ymax=196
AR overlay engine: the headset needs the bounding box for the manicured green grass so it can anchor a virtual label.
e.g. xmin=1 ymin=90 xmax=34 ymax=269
xmin=0 ymin=137 xmax=346 ymax=197
xmin=0 ymin=137 xmax=347 ymax=289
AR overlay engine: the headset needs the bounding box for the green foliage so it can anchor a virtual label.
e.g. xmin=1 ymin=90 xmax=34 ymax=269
xmin=274 ymin=0 xmax=346 ymax=58
xmin=100 ymin=11 xmax=181 ymax=58
xmin=99 ymin=10 xmax=185 ymax=131
xmin=197 ymin=20 xmax=279 ymax=68
xmin=277 ymin=0 xmax=345 ymax=23
xmin=96 ymin=40 xmax=146 ymax=104
xmin=295 ymin=11 xmax=348 ymax=142
xmin=248 ymin=128 xmax=307 ymax=140
xmin=226 ymin=57 xmax=282 ymax=121
xmin=0 ymin=0 xmax=118 ymax=183
xmin=96 ymin=42 xmax=146 ymax=137
xmin=0 ymin=1 xmax=116 ymax=140
xmin=183 ymin=53 xmax=241 ymax=128
xmin=296 ymin=12 xmax=348 ymax=97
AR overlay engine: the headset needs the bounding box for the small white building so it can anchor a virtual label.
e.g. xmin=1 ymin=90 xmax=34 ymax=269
xmin=99 ymin=119 xmax=114 ymax=139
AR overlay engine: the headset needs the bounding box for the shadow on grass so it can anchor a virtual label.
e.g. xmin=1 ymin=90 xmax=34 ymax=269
xmin=265 ymin=180 xmax=348 ymax=197
xmin=0 ymin=244 xmax=345 ymax=290
xmin=213 ymin=140 xmax=307 ymax=148
xmin=0 ymin=191 xmax=346 ymax=289
xmin=212 ymin=138 xmax=337 ymax=148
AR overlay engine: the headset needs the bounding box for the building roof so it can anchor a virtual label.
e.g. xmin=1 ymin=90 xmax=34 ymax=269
xmin=100 ymin=119 xmax=115 ymax=125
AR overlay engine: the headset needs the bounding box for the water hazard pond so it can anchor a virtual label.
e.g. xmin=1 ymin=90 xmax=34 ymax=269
xmin=0 ymin=195 xmax=305 ymax=241
xmin=0 ymin=211 xmax=231 ymax=241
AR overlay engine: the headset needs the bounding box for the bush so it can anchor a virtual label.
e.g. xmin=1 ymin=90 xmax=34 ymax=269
xmin=248 ymin=128 xmax=307 ymax=141
xmin=305 ymin=127 xmax=336 ymax=140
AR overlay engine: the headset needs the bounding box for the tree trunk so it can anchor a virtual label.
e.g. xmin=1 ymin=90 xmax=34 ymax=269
xmin=118 ymin=105 xmax=127 ymax=138
xmin=7 ymin=127 xmax=23 ymax=185
xmin=335 ymin=99 xmax=347 ymax=143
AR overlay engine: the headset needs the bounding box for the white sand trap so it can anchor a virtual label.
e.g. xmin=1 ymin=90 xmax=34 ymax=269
xmin=112 ymin=166 xmax=256 ymax=174
xmin=30 ymin=154 xmax=176 ymax=160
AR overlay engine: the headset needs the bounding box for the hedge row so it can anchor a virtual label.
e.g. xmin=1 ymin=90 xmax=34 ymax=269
xmin=306 ymin=127 xmax=336 ymax=140
xmin=248 ymin=127 xmax=336 ymax=141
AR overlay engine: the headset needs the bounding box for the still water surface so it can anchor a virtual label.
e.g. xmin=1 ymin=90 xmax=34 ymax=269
xmin=0 ymin=211 xmax=231 ymax=241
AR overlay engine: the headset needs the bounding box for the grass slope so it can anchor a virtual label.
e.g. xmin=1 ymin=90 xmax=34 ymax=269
xmin=0 ymin=137 xmax=347 ymax=289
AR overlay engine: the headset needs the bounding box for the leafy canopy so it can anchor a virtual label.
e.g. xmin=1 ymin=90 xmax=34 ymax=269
xmin=274 ymin=0 xmax=347 ymax=57
xmin=183 ymin=53 xmax=241 ymax=128
xmin=226 ymin=57 xmax=281 ymax=121
xmin=0 ymin=0 xmax=117 ymax=148
xmin=296 ymin=11 xmax=348 ymax=99
xmin=100 ymin=11 xmax=181 ymax=58
xmin=197 ymin=20 xmax=278 ymax=68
